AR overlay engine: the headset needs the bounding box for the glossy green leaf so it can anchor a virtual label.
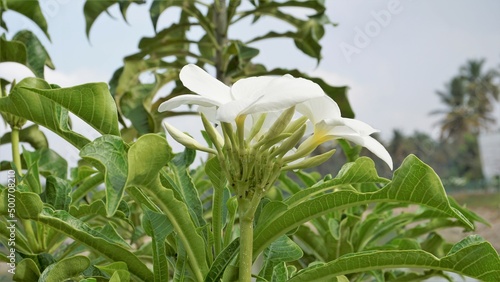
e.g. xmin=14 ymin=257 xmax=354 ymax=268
xmin=142 ymin=207 xmax=173 ymax=282
xmin=253 ymin=155 xmax=473 ymax=257
xmin=0 ymin=78 xmax=91 ymax=148
xmin=39 ymin=256 xmax=90 ymax=282
xmin=13 ymin=30 xmax=54 ymax=78
xmin=80 ymin=135 xmax=128 ymax=216
xmin=4 ymin=0 xmax=50 ymax=39
xmin=288 ymin=236 xmax=500 ymax=282
xmin=23 ymin=82 xmax=120 ymax=136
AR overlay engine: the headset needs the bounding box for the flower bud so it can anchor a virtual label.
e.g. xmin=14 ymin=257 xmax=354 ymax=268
xmin=282 ymin=149 xmax=336 ymax=171
xmin=163 ymin=122 xmax=216 ymax=154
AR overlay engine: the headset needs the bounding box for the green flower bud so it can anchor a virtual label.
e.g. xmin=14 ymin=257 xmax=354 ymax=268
xmin=282 ymin=149 xmax=336 ymax=171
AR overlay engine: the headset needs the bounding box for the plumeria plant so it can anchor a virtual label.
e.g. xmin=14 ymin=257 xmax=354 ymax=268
xmin=1 ymin=1 xmax=500 ymax=282
xmin=159 ymin=64 xmax=394 ymax=281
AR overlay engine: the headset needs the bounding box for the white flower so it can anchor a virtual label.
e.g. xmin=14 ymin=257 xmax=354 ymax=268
xmin=296 ymin=95 xmax=393 ymax=169
xmin=158 ymin=64 xmax=325 ymax=123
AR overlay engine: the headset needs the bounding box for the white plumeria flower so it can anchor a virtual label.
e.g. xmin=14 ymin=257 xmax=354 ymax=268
xmin=158 ymin=64 xmax=325 ymax=123
xmin=296 ymin=95 xmax=393 ymax=170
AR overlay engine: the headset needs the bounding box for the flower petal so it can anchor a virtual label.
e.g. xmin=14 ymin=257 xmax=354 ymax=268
xmin=240 ymin=74 xmax=325 ymax=116
xmin=158 ymin=95 xmax=221 ymax=112
xmin=179 ymin=64 xmax=231 ymax=103
xmin=230 ymin=76 xmax=277 ymax=100
xmin=341 ymin=118 xmax=380 ymax=135
xmin=340 ymin=135 xmax=393 ymax=170
xmin=216 ymin=100 xmax=250 ymax=122
xmin=297 ymin=95 xmax=341 ymax=123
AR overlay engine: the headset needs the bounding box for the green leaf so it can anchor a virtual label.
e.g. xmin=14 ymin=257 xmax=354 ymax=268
xmin=21 ymin=148 xmax=42 ymax=193
xmin=271 ymin=262 xmax=287 ymax=282
xmin=165 ymin=149 xmax=206 ymax=227
xmin=287 ymin=236 xmax=500 ymax=281
xmin=126 ymin=133 xmax=172 ymax=187
xmin=142 ymin=207 xmax=174 ymax=282
xmin=259 ymin=235 xmax=303 ymax=281
xmin=0 ymin=35 xmax=27 ymax=65
xmin=13 ymin=258 xmax=41 ymax=282
xmin=253 ymin=155 xmax=473 ymax=257
xmin=23 ymin=82 xmax=121 ymax=136
xmin=39 ymin=256 xmax=90 ymax=282
xmin=44 ymin=176 xmax=72 ymax=211
xmin=13 ymin=30 xmax=54 ymax=78
xmin=80 ymin=135 xmax=128 ymax=217
xmin=83 ymin=0 xmax=116 ymax=37
xmin=37 ymin=148 xmax=68 ymax=179
xmin=109 ymin=270 xmax=131 ymax=282
xmin=205 ymin=157 xmax=226 ymax=191
xmin=0 ymin=124 xmax=48 ymax=150
xmin=36 ymin=208 xmax=153 ymax=282
xmin=95 ymin=261 xmax=128 ymax=276
xmin=119 ymin=83 xmax=157 ymax=134
xmin=4 ymin=0 xmax=50 ymax=39
xmin=69 ymin=200 xmax=129 ymax=225
xmin=0 ymin=190 xmax=43 ymax=219
xmin=0 ymin=78 xmax=91 ymax=148
xmin=205 ymin=238 xmax=240 ymax=282
xmin=126 ymin=134 xmax=208 ymax=280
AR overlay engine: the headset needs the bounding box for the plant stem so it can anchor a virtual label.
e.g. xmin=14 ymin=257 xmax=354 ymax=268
xmin=213 ymin=0 xmax=228 ymax=83
xmin=11 ymin=126 xmax=23 ymax=176
xmin=238 ymin=200 xmax=254 ymax=282
xmin=212 ymin=186 xmax=223 ymax=255
xmin=237 ymin=193 xmax=262 ymax=282
xmin=22 ymin=220 xmax=40 ymax=252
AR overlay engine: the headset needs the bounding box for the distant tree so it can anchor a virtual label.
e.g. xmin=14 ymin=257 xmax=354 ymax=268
xmin=431 ymin=59 xmax=499 ymax=179
xmin=433 ymin=59 xmax=499 ymax=141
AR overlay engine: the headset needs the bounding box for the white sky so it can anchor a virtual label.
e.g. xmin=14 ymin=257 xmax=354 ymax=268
xmin=1 ymin=0 xmax=500 ymax=164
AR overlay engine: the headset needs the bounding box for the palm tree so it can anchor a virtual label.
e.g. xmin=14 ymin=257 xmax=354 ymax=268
xmin=431 ymin=59 xmax=499 ymax=179
xmin=433 ymin=59 xmax=499 ymax=141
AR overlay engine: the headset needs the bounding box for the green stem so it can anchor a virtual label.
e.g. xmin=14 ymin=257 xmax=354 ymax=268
xmin=238 ymin=201 xmax=254 ymax=282
xmin=212 ymin=186 xmax=223 ymax=255
xmin=237 ymin=193 xmax=262 ymax=282
xmin=214 ymin=0 xmax=228 ymax=83
xmin=71 ymin=173 xmax=104 ymax=203
xmin=11 ymin=126 xmax=22 ymax=176
xmin=22 ymin=219 xmax=40 ymax=252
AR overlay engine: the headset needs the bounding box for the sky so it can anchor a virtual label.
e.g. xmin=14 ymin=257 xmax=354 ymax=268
xmin=1 ymin=0 xmax=500 ymax=165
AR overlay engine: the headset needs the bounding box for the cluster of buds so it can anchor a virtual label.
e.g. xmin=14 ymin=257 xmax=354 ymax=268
xmin=160 ymin=64 xmax=392 ymax=202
